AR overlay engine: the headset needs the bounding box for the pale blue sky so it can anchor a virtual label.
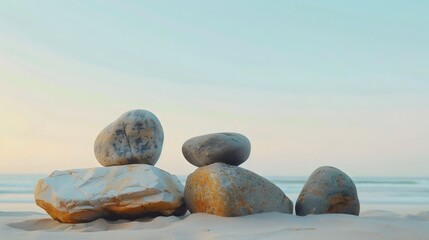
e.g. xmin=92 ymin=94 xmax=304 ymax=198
xmin=0 ymin=1 xmax=428 ymax=176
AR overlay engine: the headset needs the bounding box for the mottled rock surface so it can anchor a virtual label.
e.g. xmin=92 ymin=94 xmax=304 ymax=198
xmin=295 ymin=166 xmax=360 ymax=216
xmin=94 ymin=109 xmax=164 ymax=166
xmin=182 ymin=132 xmax=251 ymax=167
xmin=34 ymin=164 xmax=186 ymax=223
xmin=184 ymin=163 xmax=293 ymax=216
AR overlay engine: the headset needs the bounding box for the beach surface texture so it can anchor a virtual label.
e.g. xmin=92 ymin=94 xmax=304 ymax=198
xmin=1 ymin=210 xmax=428 ymax=240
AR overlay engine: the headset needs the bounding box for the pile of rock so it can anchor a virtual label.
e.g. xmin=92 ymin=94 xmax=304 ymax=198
xmin=183 ymin=133 xmax=293 ymax=216
xmin=182 ymin=133 xmax=360 ymax=217
xmin=34 ymin=110 xmax=186 ymax=223
xmin=35 ymin=108 xmax=360 ymax=223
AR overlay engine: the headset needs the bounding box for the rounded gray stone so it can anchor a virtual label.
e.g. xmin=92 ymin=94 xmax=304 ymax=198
xmin=295 ymin=166 xmax=360 ymax=216
xmin=182 ymin=132 xmax=251 ymax=167
xmin=94 ymin=109 xmax=164 ymax=166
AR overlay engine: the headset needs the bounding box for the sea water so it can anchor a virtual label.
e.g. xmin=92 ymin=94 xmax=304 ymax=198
xmin=1 ymin=174 xmax=428 ymax=214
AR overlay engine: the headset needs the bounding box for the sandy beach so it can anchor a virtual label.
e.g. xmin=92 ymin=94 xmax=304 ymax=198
xmin=1 ymin=210 xmax=428 ymax=240
xmin=2 ymin=175 xmax=429 ymax=239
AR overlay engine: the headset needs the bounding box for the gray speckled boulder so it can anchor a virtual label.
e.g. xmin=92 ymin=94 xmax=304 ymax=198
xmin=94 ymin=109 xmax=164 ymax=166
xmin=184 ymin=162 xmax=293 ymax=216
xmin=295 ymin=166 xmax=360 ymax=216
xmin=182 ymin=133 xmax=251 ymax=167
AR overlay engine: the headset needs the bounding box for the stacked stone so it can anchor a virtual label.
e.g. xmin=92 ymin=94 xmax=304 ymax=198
xmin=34 ymin=109 xmax=186 ymax=223
xmin=182 ymin=133 xmax=293 ymax=217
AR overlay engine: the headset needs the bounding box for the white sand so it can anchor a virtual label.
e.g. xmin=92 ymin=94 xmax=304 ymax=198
xmin=1 ymin=210 xmax=428 ymax=240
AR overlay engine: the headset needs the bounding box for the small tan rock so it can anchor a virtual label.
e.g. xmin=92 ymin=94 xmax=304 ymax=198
xmin=184 ymin=163 xmax=293 ymax=217
xmin=34 ymin=164 xmax=186 ymax=223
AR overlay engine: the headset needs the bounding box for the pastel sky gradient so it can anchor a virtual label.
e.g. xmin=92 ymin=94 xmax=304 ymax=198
xmin=0 ymin=1 xmax=428 ymax=176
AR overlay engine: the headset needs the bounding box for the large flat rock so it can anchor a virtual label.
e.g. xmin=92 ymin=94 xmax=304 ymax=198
xmin=34 ymin=164 xmax=186 ymax=223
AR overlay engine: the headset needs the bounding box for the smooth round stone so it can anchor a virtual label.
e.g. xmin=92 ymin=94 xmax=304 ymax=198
xmin=182 ymin=132 xmax=251 ymax=167
xmin=185 ymin=162 xmax=293 ymax=216
xmin=295 ymin=166 xmax=360 ymax=216
xmin=94 ymin=109 xmax=164 ymax=166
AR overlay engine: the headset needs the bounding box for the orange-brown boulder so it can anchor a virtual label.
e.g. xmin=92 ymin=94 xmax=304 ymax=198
xmin=184 ymin=163 xmax=293 ymax=216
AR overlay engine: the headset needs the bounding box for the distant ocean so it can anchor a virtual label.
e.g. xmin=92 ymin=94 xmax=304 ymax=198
xmin=1 ymin=174 xmax=428 ymax=214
